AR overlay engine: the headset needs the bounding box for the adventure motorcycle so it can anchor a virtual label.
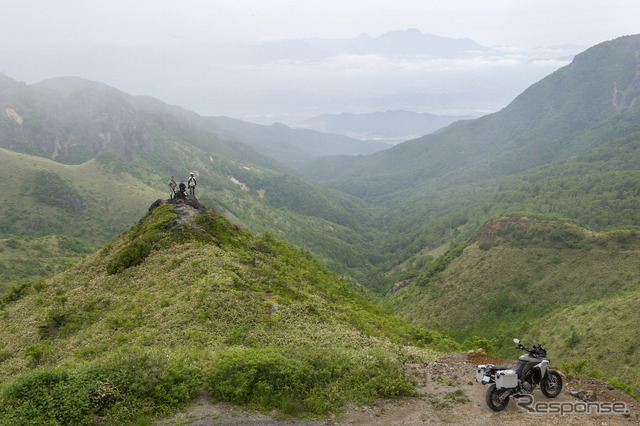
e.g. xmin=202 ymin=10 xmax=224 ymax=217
xmin=475 ymin=338 xmax=563 ymax=411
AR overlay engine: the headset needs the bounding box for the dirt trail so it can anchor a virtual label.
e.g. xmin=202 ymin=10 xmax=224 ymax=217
xmin=157 ymin=352 xmax=639 ymax=425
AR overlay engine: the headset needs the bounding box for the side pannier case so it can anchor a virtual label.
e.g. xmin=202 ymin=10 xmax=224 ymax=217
xmin=495 ymin=369 xmax=518 ymax=389
xmin=476 ymin=364 xmax=490 ymax=383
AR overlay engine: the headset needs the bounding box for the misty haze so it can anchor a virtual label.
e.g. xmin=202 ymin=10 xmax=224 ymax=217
xmin=1 ymin=29 xmax=581 ymax=131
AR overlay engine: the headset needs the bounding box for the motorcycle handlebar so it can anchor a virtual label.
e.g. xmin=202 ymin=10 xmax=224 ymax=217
xmin=516 ymin=343 xmax=547 ymax=357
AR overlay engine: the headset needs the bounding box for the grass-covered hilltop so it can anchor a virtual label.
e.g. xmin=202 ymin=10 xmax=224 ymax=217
xmin=0 ymin=196 xmax=460 ymax=424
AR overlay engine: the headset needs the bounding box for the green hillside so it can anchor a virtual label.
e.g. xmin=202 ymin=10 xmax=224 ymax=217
xmin=0 ymin=76 xmax=387 ymax=287
xmin=0 ymin=148 xmax=164 ymax=288
xmin=358 ymin=130 xmax=640 ymax=293
xmin=525 ymin=291 xmax=640 ymax=399
xmin=384 ymin=214 xmax=640 ymax=394
xmin=0 ymin=197 xmax=448 ymax=424
xmin=6 ymin=36 xmax=640 ymax=296
xmin=304 ymin=35 xmax=640 ymax=205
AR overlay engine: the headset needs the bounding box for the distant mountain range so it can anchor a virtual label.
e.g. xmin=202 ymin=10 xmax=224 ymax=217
xmin=298 ymin=110 xmax=475 ymax=144
xmin=1 ymin=75 xmax=390 ymax=169
xmin=240 ymin=29 xmax=493 ymax=63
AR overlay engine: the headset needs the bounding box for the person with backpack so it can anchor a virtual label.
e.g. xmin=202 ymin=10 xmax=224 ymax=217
xmin=168 ymin=176 xmax=177 ymax=199
xmin=188 ymin=172 xmax=197 ymax=196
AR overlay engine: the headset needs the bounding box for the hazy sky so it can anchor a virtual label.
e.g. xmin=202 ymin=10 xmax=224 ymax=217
xmin=1 ymin=1 xmax=639 ymax=123
xmin=2 ymin=0 xmax=635 ymax=47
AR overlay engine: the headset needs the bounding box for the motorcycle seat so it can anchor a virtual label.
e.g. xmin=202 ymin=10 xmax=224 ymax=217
xmin=490 ymin=365 xmax=507 ymax=370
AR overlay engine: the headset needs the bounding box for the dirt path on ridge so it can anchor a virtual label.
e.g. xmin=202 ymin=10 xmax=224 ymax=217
xmin=156 ymin=352 xmax=639 ymax=425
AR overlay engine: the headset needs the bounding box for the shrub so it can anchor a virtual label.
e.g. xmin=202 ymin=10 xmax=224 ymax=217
xmin=478 ymin=241 xmax=492 ymax=250
xmin=106 ymin=240 xmax=152 ymax=274
xmin=0 ymin=281 xmax=32 ymax=309
xmin=0 ymin=367 xmax=91 ymax=425
xmin=204 ymin=346 xmax=413 ymax=415
xmin=0 ymin=349 xmax=200 ymax=425
xmin=562 ymin=359 xmax=589 ymax=375
xmin=32 ymin=170 xmax=83 ymax=212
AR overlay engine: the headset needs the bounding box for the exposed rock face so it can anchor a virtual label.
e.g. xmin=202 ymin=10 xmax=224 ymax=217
xmin=26 ymin=217 xmax=40 ymax=233
xmin=149 ymin=196 xmax=205 ymax=214
xmin=5 ymin=107 xmax=23 ymax=125
xmin=62 ymin=194 xmax=82 ymax=212
xmin=148 ymin=196 xmax=208 ymax=232
xmin=385 ymin=279 xmax=411 ymax=297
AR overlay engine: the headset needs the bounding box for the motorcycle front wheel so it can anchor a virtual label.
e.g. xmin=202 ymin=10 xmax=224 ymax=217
xmin=540 ymin=369 xmax=563 ymax=398
xmin=486 ymin=384 xmax=510 ymax=411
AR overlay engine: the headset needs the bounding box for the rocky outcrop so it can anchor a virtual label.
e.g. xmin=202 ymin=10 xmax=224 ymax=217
xmin=385 ymin=279 xmax=411 ymax=297
xmin=148 ymin=196 xmax=208 ymax=232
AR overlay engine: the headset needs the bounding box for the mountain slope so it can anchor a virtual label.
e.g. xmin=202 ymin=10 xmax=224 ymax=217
xmin=384 ymin=215 xmax=640 ymax=395
xmin=0 ymin=75 xmax=389 ymax=286
xmin=33 ymin=76 xmax=391 ymax=170
xmin=362 ymin=129 xmax=640 ymax=291
xmin=526 ymin=290 xmax=640 ymax=400
xmin=304 ymin=35 xmax=640 ymax=205
xmin=0 ymin=197 xmax=444 ymax=423
xmin=190 ymin=116 xmax=390 ymax=169
xmin=0 ymin=148 xmax=166 ymax=288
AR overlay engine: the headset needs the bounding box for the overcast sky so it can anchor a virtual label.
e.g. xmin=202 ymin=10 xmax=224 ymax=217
xmin=2 ymin=0 xmax=636 ymax=47
xmin=1 ymin=1 xmax=639 ymax=123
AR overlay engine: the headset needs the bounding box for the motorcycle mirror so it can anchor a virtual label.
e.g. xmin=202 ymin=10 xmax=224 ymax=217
xmin=513 ymin=338 xmax=520 ymax=344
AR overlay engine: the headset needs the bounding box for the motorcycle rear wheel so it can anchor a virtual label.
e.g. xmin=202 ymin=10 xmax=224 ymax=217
xmin=540 ymin=369 xmax=563 ymax=398
xmin=486 ymin=384 xmax=510 ymax=411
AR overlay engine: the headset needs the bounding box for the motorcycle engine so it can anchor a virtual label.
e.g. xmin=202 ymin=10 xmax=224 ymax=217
xmin=519 ymin=377 xmax=535 ymax=394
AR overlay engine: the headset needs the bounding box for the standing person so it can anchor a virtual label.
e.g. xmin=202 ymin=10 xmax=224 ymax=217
xmin=168 ymin=176 xmax=177 ymax=199
xmin=188 ymin=172 xmax=197 ymax=196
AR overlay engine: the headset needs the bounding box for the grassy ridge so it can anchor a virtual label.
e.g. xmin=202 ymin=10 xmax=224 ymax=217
xmin=0 ymin=199 xmax=450 ymax=423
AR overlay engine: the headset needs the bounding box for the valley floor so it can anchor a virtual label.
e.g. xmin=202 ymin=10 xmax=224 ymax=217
xmin=156 ymin=353 xmax=639 ymax=425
